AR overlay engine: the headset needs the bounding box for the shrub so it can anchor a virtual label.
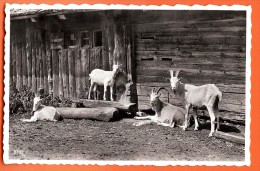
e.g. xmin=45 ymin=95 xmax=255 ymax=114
xmin=9 ymin=83 xmax=73 ymax=115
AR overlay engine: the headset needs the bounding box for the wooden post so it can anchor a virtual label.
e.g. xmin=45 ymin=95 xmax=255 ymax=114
xmin=107 ymin=14 xmax=115 ymax=69
xmin=52 ymin=48 xmax=59 ymax=97
xmin=62 ymin=49 xmax=69 ymax=98
xmin=75 ymin=48 xmax=81 ymax=98
xmin=22 ymin=42 xmax=28 ymax=86
xmin=12 ymin=43 xmax=16 ymax=85
xmin=68 ymin=48 xmax=76 ymax=99
xmin=31 ymin=29 xmax=37 ymax=93
xmin=45 ymin=31 xmax=53 ymax=94
xmin=58 ymin=50 xmax=64 ymax=98
xmin=81 ymin=48 xmax=90 ymax=94
xmin=36 ymin=31 xmax=41 ymax=90
xmin=80 ymin=48 xmax=87 ymax=93
xmin=26 ymin=20 xmax=32 ymax=88
xmin=101 ymin=19 xmax=110 ymax=70
xmin=10 ymin=44 xmax=13 ymax=83
xmin=41 ymin=30 xmax=49 ymax=94
xmin=16 ymin=43 xmax=22 ymax=90
xmin=113 ymin=17 xmax=125 ymax=67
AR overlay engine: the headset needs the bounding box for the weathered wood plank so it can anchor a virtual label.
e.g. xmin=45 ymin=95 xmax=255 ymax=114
xmin=41 ymin=30 xmax=48 ymax=94
xmin=136 ymin=50 xmax=245 ymax=58
xmin=52 ymin=49 xmax=59 ymax=97
xmin=135 ymin=18 xmax=246 ymax=32
xmin=68 ymin=48 xmax=76 ymax=99
xmin=136 ymin=35 xmax=245 ymax=46
xmin=136 ymin=75 xmax=244 ymax=85
xmin=45 ymin=31 xmax=52 ymax=94
xmin=10 ymin=44 xmax=13 ymax=83
xmin=136 ymin=61 xmax=245 ymax=73
xmin=136 ymin=82 xmax=245 ymax=94
xmin=12 ymin=44 xmax=16 ymax=85
xmin=137 ymin=67 xmax=245 ymax=78
xmin=58 ymin=50 xmax=64 ymax=98
xmin=75 ymin=48 xmax=81 ymax=98
xmin=26 ymin=22 xmax=32 ymax=88
xmin=80 ymin=48 xmax=87 ymax=94
xmin=31 ymin=29 xmax=36 ymax=93
xmin=61 ymin=49 xmax=69 ymax=98
xmin=89 ymin=49 xmax=96 ymax=73
xmin=214 ymin=131 xmax=245 ymax=144
xmin=136 ymin=27 xmax=246 ymax=37
xmin=16 ymin=43 xmax=22 ymax=90
xmin=136 ymin=44 xmax=246 ymax=53
xmin=23 ymin=43 xmax=28 ymax=86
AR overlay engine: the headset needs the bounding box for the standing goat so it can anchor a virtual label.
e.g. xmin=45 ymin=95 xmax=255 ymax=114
xmin=88 ymin=63 xmax=120 ymax=101
xmin=167 ymin=70 xmax=222 ymax=137
xmin=133 ymin=87 xmax=185 ymax=127
xmin=21 ymin=95 xmax=62 ymax=122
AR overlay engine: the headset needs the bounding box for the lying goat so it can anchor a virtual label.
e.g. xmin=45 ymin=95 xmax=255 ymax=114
xmin=21 ymin=95 xmax=62 ymax=122
xmin=88 ymin=63 xmax=120 ymax=101
xmin=133 ymin=87 xmax=185 ymax=127
xmin=167 ymin=70 xmax=222 ymax=137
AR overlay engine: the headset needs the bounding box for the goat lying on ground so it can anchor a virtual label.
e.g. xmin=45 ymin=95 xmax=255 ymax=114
xmin=167 ymin=70 xmax=222 ymax=137
xmin=21 ymin=95 xmax=62 ymax=122
xmin=133 ymin=87 xmax=185 ymax=127
xmin=88 ymin=63 xmax=120 ymax=101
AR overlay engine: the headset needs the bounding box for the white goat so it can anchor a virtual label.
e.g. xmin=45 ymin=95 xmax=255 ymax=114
xmin=88 ymin=63 xmax=120 ymax=101
xmin=167 ymin=70 xmax=222 ymax=137
xmin=21 ymin=95 xmax=62 ymax=122
xmin=133 ymin=87 xmax=185 ymax=127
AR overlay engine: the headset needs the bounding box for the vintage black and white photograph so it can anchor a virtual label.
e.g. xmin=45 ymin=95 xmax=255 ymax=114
xmin=4 ymin=4 xmax=251 ymax=165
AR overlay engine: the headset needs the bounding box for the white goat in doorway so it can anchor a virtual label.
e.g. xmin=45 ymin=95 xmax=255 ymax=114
xmin=167 ymin=70 xmax=222 ymax=137
xmin=88 ymin=63 xmax=121 ymax=101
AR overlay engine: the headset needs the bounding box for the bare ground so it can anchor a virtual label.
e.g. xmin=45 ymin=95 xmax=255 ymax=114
xmin=9 ymin=112 xmax=245 ymax=161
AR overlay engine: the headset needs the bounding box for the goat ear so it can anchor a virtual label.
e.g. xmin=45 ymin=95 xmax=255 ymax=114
xmin=166 ymin=78 xmax=170 ymax=81
xmin=169 ymin=70 xmax=174 ymax=77
xmin=147 ymin=93 xmax=150 ymax=97
xmin=175 ymin=70 xmax=181 ymax=77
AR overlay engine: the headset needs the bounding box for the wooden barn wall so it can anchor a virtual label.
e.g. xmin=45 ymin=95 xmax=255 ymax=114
xmin=132 ymin=10 xmax=246 ymax=122
xmin=9 ymin=12 xmax=130 ymax=101
xmin=10 ymin=19 xmax=49 ymax=94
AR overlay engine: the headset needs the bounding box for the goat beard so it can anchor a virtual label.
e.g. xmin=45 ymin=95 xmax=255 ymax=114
xmin=172 ymin=89 xmax=177 ymax=96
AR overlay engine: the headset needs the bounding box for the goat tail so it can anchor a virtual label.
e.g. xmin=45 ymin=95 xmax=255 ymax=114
xmin=213 ymin=92 xmax=222 ymax=111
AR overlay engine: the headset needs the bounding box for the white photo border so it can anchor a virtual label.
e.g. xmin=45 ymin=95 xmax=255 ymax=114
xmin=3 ymin=3 xmax=252 ymax=166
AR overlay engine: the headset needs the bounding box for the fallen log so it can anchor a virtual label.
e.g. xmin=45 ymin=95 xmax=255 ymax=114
xmin=72 ymin=99 xmax=137 ymax=113
xmin=214 ymin=131 xmax=245 ymax=145
xmin=56 ymin=107 xmax=120 ymax=122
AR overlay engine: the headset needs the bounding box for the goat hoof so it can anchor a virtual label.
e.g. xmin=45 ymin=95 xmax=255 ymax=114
xmin=208 ymin=133 xmax=213 ymax=137
xmin=194 ymin=128 xmax=199 ymax=131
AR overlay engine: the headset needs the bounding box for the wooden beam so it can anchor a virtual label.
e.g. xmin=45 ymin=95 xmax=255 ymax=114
xmin=56 ymin=107 xmax=120 ymax=122
xmin=214 ymin=131 xmax=245 ymax=145
xmin=72 ymin=99 xmax=137 ymax=113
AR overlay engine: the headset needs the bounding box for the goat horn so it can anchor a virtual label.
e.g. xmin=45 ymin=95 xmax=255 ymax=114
xmin=169 ymin=70 xmax=174 ymax=77
xmin=175 ymin=70 xmax=181 ymax=77
xmin=156 ymin=87 xmax=167 ymax=94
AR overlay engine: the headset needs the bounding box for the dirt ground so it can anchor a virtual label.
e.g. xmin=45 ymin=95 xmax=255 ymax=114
xmin=9 ymin=112 xmax=245 ymax=161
